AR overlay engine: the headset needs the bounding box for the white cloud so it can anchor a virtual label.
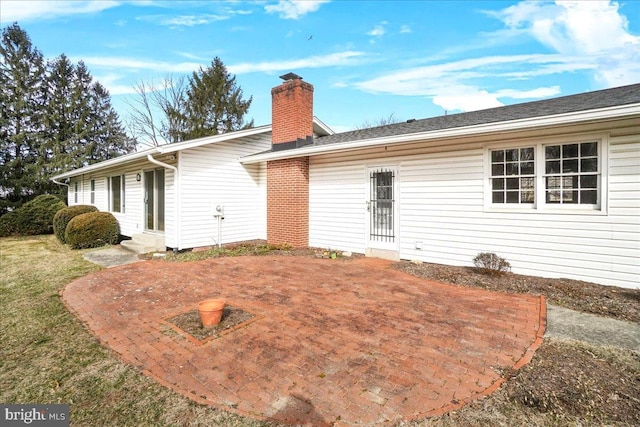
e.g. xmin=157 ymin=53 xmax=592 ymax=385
xmin=137 ymin=13 xmax=229 ymax=27
xmin=400 ymin=24 xmax=412 ymax=34
xmin=367 ymin=22 xmax=387 ymax=37
xmin=355 ymin=54 xmax=567 ymax=112
xmin=0 ymin=0 xmax=121 ymax=23
xmin=76 ymin=51 xmax=365 ymax=87
xmin=488 ymin=0 xmax=640 ymax=86
xmin=78 ymin=56 xmax=203 ymax=73
xmin=264 ymin=0 xmax=329 ymax=20
xmin=228 ymin=51 xmax=366 ymax=74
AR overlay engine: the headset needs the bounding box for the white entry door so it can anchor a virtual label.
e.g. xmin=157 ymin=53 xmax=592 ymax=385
xmin=366 ymin=166 xmax=399 ymax=252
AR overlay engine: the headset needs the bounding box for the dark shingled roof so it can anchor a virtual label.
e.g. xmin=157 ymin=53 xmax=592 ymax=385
xmin=313 ymin=83 xmax=640 ymax=147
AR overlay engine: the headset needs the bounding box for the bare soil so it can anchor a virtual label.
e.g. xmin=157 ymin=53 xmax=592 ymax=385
xmin=394 ymin=261 xmax=640 ymax=323
xmin=392 ymin=261 xmax=640 ymax=426
xmin=168 ymin=306 xmax=254 ymax=341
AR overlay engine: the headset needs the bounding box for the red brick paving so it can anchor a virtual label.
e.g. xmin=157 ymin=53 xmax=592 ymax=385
xmin=62 ymin=256 xmax=545 ymax=426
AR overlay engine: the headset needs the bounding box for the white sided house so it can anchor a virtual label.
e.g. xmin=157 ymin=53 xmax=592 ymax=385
xmin=53 ymin=76 xmax=640 ymax=289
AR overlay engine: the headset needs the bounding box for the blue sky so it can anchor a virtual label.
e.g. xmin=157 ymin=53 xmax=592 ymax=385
xmin=2 ymin=0 xmax=639 ymax=141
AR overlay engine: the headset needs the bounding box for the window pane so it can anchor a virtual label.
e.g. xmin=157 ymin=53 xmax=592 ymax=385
xmin=491 ymin=150 xmax=504 ymax=163
xmin=563 ymin=144 xmax=578 ymax=158
xmin=546 ymin=176 xmax=561 ymax=189
xmin=581 ymin=142 xmax=597 ymax=157
xmin=506 ymin=191 xmax=519 ymax=203
xmin=545 ymin=145 xmax=560 ymax=159
xmin=521 ymin=191 xmax=534 ymax=203
xmin=492 ymin=178 xmax=504 ymax=190
xmin=521 ymin=177 xmax=535 ymax=190
xmin=580 ymin=175 xmax=597 ymax=189
xmin=581 ymin=158 xmax=597 ymax=172
xmin=492 ymin=163 xmax=504 ymax=176
xmin=506 ymin=163 xmax=519 ymax=175
xmin=562 ymin=159 xmax=578 ymax=173
xmin=505 ymin=149 xmax=519 ymax=162
xmin=546 ymin=160 xmax=560 ymax=174
xmin=562 ymin=176 xmax=577 ymax=190
xmin=547 ymin=190 xmax=561 ymax=203
xmin=581 ymin=190 xmax=597 ymax=204
xmin=521 ymin=161 xmax=534 ymax=175
xmin=111 ymin=176 xmax=121 ymax=213
xmin=564 ymin=190 xmax=578 ymax=204
xmin=492 ymin=192 xmax=504 ymax=203
xmin=520 ymin=147 xmax=534 ymax=161
xmin=506 ymin=178 xmax=519 ymax=189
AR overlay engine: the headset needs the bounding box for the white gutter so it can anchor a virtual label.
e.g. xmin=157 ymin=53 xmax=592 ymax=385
xmin=241 ymin=103 xmax=640 ymax=164
xmin=147 ymin=154 xmax=181 ymax=252
xmin=52 ymin=177 xmax=69 ymax=188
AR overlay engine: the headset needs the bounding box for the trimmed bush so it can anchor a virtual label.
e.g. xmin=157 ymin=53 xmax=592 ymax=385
xmin=473 ymin=252 xmax=511 ymax=276
xmin=65 ymin=212 xmax=120 ymax=249
xmin=0 ymin=195 xmax=66 ymax=237
xmin=53 ymin=205 xmax=99 ymax=243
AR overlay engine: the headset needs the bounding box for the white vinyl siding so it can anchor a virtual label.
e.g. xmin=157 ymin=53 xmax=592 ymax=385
xmin=309 ymin=159 xmax=366 ymax=253
xmin=308 ymin=124 xmax=639 ymax=289
xmin=177 ymin=135 xmax=270 ymax=249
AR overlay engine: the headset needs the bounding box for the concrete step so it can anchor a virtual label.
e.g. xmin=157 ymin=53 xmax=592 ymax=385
xmin=121 ymin=233 xmax=166 ymax=254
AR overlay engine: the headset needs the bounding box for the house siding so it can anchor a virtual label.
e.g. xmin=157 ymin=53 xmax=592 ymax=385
xmin=178 ymin=135 xmax=270 ymax=249
xmin=309 ymin=122 xmax=640 ymax=289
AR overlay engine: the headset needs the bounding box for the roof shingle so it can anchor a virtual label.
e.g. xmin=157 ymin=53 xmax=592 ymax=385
xmin=313 ymin=83 xmax=640 ymax=147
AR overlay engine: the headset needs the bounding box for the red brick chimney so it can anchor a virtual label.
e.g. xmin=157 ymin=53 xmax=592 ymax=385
xmin=267 ymin=73 xmax=313 ymax=247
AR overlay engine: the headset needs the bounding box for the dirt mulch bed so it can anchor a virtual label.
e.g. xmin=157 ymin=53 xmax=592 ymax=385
xmin=394 ymin=262 xmax=640 ymax=323
xmin=167 ymin=306 xmax=254 ymax=341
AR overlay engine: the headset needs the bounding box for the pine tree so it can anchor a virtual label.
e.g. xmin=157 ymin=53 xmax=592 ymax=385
xmin=0 ymin=23 xmax=47 ymax=215
xmin=42 ymin=56 xmax=134 ymax=187
xmin=182 ymin=57 xmax=253 ymax=141
xmin=1 ymin=23 xmax=135 ymax=213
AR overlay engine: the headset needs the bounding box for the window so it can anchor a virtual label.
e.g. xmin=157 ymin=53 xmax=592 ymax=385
xmin=544 ymin=142 xmax=598 ymax=205
xmin=90 ymin=179 xmax=95 ymax=204
xmin=487 ymin=138 xmax=604 ymax=211
xmin=74 ymin=182 xmax=78 ymax=203
xmin=490 ymin=147 xmax=535 ymax=204
xmin=109 ymin=175 xmax=125 ymax=213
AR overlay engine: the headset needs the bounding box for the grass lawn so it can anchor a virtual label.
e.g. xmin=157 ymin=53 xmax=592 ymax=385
xmin=0 ymin=236 xmax=269 ymax=426
xmin=1 ymin=235 xmax=638 ymax=426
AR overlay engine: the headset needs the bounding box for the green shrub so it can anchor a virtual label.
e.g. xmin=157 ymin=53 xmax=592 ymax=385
xmin=0 ymin=194 xmax=66 ymax=237
xmin=53 ymin=205 xmax=99 ymax=243
xmin=473 ymin=252 xmax=511 ymax=276
xmin=65 ymin=212 xmax=120 ymax=249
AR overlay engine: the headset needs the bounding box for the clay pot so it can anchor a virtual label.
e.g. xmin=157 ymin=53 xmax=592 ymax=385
xmin=198 ymin=299 xmax=225 ymax=327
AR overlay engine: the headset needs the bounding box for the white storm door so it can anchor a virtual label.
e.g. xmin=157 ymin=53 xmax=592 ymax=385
xmin=367 ymin=166 xmax=399 ymax=251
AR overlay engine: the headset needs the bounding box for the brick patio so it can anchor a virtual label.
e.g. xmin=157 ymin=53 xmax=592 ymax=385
xmin=62 ymin=256 xmax=545 ymax=426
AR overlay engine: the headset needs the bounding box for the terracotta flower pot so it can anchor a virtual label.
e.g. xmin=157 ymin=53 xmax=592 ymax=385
xmin=198 ymin=299 xmax=225 ymax=327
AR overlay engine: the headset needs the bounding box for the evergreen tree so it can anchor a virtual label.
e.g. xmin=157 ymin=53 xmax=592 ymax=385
xmin=1 ymin=23 xmax=135 ymax=213
xmin=87 ymin=81 xmax=136 ymax=161
xmin=42 ymin=56 xmax=134 ymax=194
xmin=0 ymin=23 xmax=47 ymax=215
xmin=182 ymin=57 xmax=253 ymax=141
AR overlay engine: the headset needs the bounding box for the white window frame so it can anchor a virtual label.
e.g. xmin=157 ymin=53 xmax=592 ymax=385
xmin=90 ymin=179 xmax=95 ymax=205
xmin=484 ymin=133 xmax=608 ymax=214
xmin=109 ymin=174 xmax=125 ymax=213
xmin=73 ymin=181 xmax=78 ymax=203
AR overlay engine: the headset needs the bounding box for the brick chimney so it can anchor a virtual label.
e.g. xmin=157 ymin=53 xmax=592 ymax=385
xmin=267 ymin=73 xmax=313 ymax=247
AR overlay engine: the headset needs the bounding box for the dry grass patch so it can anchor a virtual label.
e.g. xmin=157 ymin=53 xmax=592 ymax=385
xmin=0 ymin=235 xmax=275 ymax=427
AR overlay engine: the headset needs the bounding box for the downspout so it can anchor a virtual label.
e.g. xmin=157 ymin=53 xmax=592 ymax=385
xmin=52 ymin=178 xmax=70 ymax=204
xmin=147 ymin=154 xmax=180 ymax=252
